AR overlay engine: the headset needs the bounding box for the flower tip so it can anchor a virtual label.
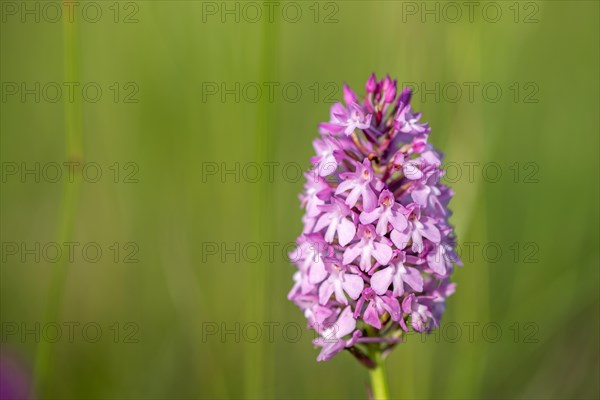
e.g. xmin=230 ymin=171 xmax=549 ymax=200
xmin=343 ymin=83 xmax=357 ymax=105
xmin=397 ymin=86 xmax=413 ymax=107
xmin=384 ymin=80 xmax=397 ymax=103
xmin=366 ymin=73 xmax=377 ymax=93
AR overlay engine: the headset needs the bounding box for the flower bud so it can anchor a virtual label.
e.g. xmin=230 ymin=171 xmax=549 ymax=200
xmin=366 ymin=73 xmax=377 ymax=94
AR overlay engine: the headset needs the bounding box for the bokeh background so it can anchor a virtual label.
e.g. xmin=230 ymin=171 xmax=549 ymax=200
xmin=1 ymin=1 xmax=599 ymax=399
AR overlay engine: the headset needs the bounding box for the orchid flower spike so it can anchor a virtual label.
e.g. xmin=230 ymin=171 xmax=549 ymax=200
xmin=289 ymin=74 xmax=461 ymax=365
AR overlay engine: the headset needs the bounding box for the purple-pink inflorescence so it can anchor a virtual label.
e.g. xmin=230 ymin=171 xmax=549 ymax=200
xmin=288 ymin=74 xmax=462 ymax=364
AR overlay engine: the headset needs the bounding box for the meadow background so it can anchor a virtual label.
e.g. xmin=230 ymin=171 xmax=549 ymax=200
xmin=1 ymin=1 xmax=599 ymax=399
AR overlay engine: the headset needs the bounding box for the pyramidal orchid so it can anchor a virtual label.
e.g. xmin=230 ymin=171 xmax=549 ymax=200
xmin=288 ymin=74 xmax=462 ymax=399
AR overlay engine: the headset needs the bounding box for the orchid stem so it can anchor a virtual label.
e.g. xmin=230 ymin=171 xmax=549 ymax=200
xmin=369 ymin=349 xmax=390 ymax=400
xmin=244 ymin=18 xmax=277 ymax=398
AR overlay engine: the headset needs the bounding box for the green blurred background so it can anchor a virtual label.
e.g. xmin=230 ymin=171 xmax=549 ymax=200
xmin=1 ymin=1 xmax=599 ymax=399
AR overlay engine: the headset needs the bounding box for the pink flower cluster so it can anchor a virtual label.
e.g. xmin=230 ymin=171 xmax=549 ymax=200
xmin=288 ymin=74 xmax=462 ymax=363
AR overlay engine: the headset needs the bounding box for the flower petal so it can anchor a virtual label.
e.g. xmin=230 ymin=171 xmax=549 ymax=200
xmin=342 ymin=243 xmax=362 ymax=265
xmin=388 ymin=210 xmax=408 ymax=232
xmin=361 ymin=186 xmax=378 ymax=212
xmin=370 ymin=266 xmax=394 ymax=295
xmin=421 ymin=222 xmax=441 ymax=243
xmin=402 ymin=266 xmax=423 ymax=292
xmin=308 ymin=259 xmax=328 ymax=284
xmin=391 ymin=228 xmax=411 ymax=249
xmin=337 ymin=218 xmax=356 ymax=246
xmin=342 ymin=274 xmax=364 ymax=300
xmin=363 ymin=302 xmax=382 ymax=329
xmin=318 ymin=279 xmax=335 ymax=305
xmin=359 ymin=208 xmax=381 ymax=225
xmin=372 ymin=242 xmax=393 ymax=265
xmin=411 ymin=184 xmax=430 ymax=206
xmin=403 ymin=162 xmax=423 ymax=180
xmin=381 ymin=296 xmax=402 ymax=321
xmin=335 ymin=306 xmax=357 ymax=338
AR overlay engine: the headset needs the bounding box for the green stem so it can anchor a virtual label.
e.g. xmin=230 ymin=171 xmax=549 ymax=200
xmin=33 ymin=9 xmax=82 ymax=396
xmin=369 ymin=350 xmax=390 ymax=400
xmin=244 ymin=19 xmax=277 ymax=398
